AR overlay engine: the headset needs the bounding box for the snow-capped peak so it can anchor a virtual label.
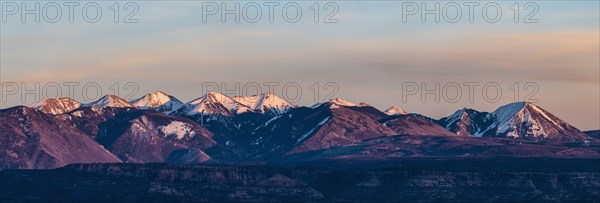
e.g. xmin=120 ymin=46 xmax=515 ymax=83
xmin=232 ymin=92 xmax=296 ymax=114
xmin=484 ymin=102 xmax=585 ymax=139
xmin=83 ymin=95 xmax=135 ymax=108
xmin=328 ymin=98 xmax=357 ymax=106
xmin=182 ymin=92 xmax=251 ymax=116
xmin=29 ymin=97 xmax=81 ymax=115
xmin=131 ymin=91 xmax=183 ymax=113
xmin=384 ymin=106 xmax=408 ymax=115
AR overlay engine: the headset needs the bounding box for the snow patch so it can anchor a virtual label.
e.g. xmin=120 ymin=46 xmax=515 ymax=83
xmin=159 ymin=121 xmax=196 ymax=139
xmin=254 ymin=114 xmax=283 ymax=131
xmin=296 ymin=116 xmax=330 ymax=143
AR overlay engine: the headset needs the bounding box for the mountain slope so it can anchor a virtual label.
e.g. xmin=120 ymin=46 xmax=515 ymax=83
xmin=58 ymin=107 xmax=220 ymax=164
xmin=248 ymin=100 xmax=397 ymax=158
xmin=0 ymin=106 xmax=121 ymax=169
xmin=130 ymin=91 xmax=183 ymax=113
xmin=29 ymin=97 xmax=81 ymax=115
xmin=345 ymin=105 xmax=391 ymax=121
xmin=171 ymin=92 xmax=277 ymax=160
xmin=382 ymin=114 xmax=456 ymax=136
xmin=56 ymin=107 xmax=136 ymax=140
xmin=585 ymin=130 xmax=600 ymax=139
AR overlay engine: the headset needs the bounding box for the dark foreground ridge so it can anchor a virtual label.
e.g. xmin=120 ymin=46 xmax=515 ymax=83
xmin=1 ymin=158 xmax=599 ymax=203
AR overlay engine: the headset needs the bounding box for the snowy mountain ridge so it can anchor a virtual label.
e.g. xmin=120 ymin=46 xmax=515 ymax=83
xmin=178 ymin=92 xmax=252 ymax=116
xmin=23 ymin=92 xmax=592 ymax=141
xmin=81 ymin=95 xmax=135 ymax=108
xmin=232 ymin=92 xmax=296 ymax=115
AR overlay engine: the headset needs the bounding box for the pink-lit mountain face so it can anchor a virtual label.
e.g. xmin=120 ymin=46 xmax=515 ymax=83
xmin=1 ymin=92 xmax=596 ymax=169
xmin=29 ymin=97 xmax=81 ymax=115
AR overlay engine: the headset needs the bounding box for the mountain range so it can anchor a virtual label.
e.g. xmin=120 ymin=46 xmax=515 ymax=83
xmin=0 ymin=91 xmax=597 ymax=169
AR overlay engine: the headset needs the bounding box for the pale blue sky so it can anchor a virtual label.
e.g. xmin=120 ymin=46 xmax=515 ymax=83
xmin=1 ymin=1 xmax=599 ymax=130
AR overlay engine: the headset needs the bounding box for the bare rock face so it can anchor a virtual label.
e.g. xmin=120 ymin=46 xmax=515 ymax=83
xmin=0 ymin=106 xmax=120 ymax=169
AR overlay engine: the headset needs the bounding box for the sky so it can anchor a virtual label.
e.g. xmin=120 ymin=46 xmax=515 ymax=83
xmin=1 ymin=1 xmax=599 ymax=130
